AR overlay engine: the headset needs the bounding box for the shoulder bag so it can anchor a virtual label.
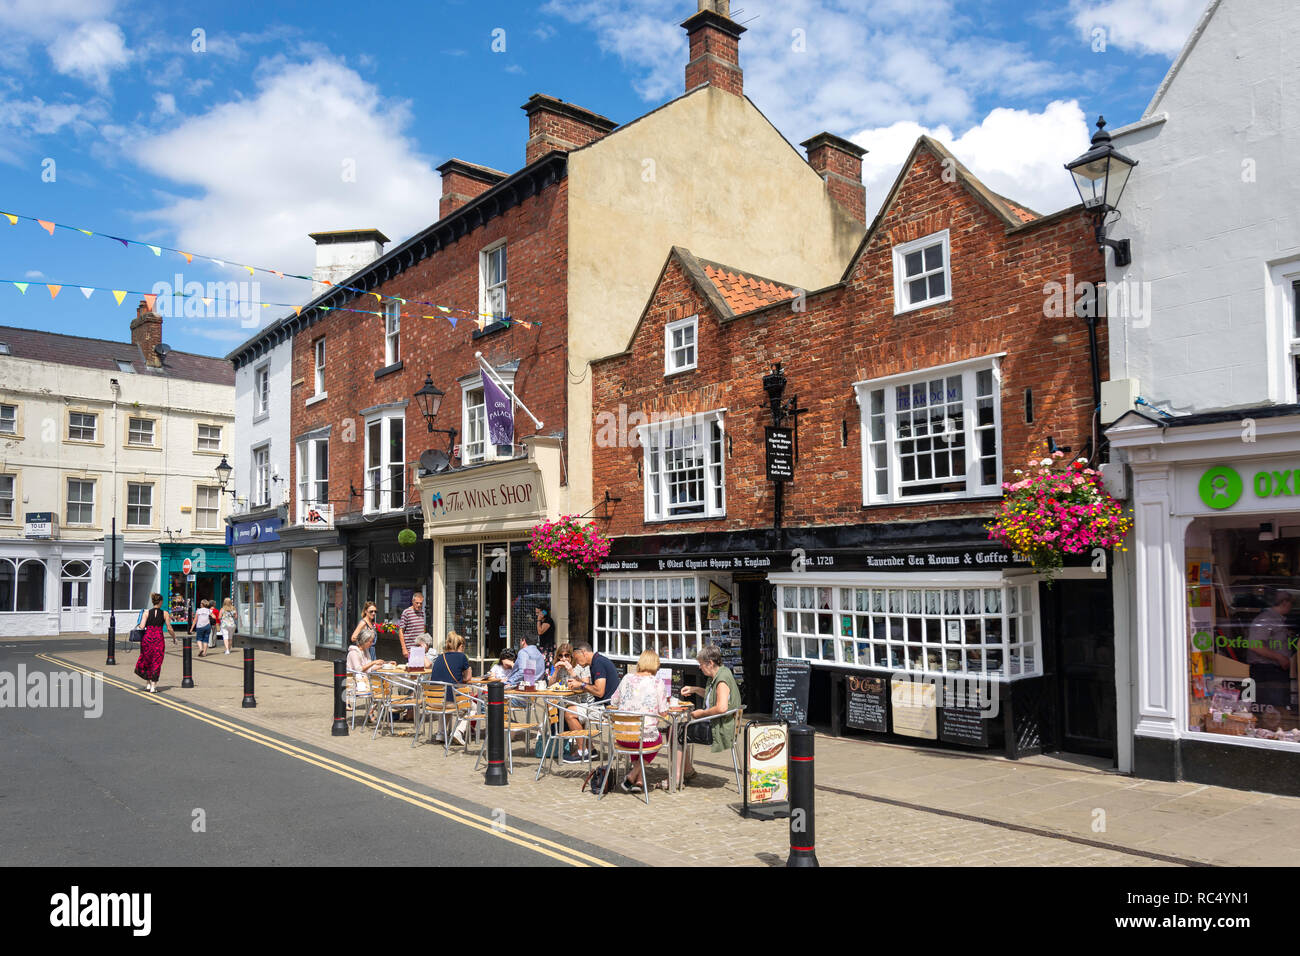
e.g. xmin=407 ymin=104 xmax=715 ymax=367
xmin=129 ymin=608 xmax=146 ymax=643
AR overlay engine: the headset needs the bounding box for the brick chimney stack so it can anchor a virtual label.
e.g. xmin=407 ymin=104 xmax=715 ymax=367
xmin=522 ymin=94 xmax=618 ymax=165
xmin=801 ymin=132 xmax=868 ymax=226
xmin=682 ymin=0 xmax=745 ymax=96
xmin=437 ymin=159 xmax=508 ymax=218
xmin=131 ymin=300 xmax=163 ymax=366
xmin=307 ymin=229 xmax=390 ymax=298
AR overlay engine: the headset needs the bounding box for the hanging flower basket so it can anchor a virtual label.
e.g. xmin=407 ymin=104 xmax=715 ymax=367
xmin=397 ymin=528 xmax=418 ymax=548
xmin=986 ymin=451 xmax=1133 ymax=585
xmin=528 ymin=515 xmax=611 ymax=578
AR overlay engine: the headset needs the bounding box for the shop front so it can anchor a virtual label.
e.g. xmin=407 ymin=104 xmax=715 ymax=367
xmin=1110 ymin=408 xmax=1300 ymax=794
xmin=342 ymin=517 xmax=432 ymax=660
xmin=419 ymin=437 xmax=567 ymax=674
xmin=279 ymin=519 xmax=347 ymax=660
xmin=228 ymin=514 xmax=288 ymax=647
xmin=602 ymin=518 xmax=1114 ymax=760
xmin=158 ymin=542 xmax=233 ymax=630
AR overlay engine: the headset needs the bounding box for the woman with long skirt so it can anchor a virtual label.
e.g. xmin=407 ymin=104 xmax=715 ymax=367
xmin=134 ymin=592 xmax=174 ymax=693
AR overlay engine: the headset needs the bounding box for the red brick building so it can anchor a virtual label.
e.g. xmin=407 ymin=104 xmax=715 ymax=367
xmin=590 ymin=137 xmax=1114 ymax=759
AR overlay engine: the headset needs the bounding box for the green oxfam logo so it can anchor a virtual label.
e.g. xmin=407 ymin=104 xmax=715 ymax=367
xmin=1198 ymin=466 xmax=1243 ymax=510
xmin=1192 ymin=631 xmax=1213 ymax=651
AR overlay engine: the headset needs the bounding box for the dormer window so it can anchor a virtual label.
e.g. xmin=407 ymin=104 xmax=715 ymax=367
xmin=664 ymin=315 xmax=698 ymax=375
xmin=893 ymin=230 xmax=951 ymax=314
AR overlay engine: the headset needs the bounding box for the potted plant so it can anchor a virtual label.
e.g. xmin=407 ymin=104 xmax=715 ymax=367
xmin=986 ymin=450 xmax=1132 ymax=585
xmin=528 ymin=515 xmax=611 ymax=577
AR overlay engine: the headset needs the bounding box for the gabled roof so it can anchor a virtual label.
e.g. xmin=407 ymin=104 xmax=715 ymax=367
xmin=0 ymin=325 xmax=233 ymax=386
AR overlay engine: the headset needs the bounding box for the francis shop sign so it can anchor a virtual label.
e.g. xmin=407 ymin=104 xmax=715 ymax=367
xmin=371 ymin=541 xmax=429 ymax=578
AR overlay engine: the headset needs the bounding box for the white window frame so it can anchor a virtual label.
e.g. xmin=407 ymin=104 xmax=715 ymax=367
xmin=66 ymin=478 xmax=95 ymax=525
xmin=314 ymin=338 xmax=326 ymax=396
xmin=855 ymin=355 xmax=1003 ymax=506
xmin=769 ymin=573 xmax=1041 ymax=679
xmin=197 ymin=423 xmax=222 ymax=453
xmin=592 ymin=574 xmax=709 ymax=664
xmin=0 ymin=474 xmax=13 ymax=522
xmin=364 ymin=413 xmax=405 ymax=514
xmin=639 ymin=409 xmax=726 ymax=522
xmin=384 ymin=302 xmax=401 ymax=366
xmin=127 ymin=416 xmax=155 ymax=447
xmin=296 ymin=437 xmax=330 ymax=522
xmin=892 ymin=229 xmax=952 ymax=314
xmin=126 ymin=482 xmax=153 ymax=527
xmin=479 ymin=241 xmax=507 ymax=321
xmin=195 ymin=486 xmax=220 ymax=531
xmin=0 ymin=404 xmax=16 ymax=436
xmin=252 ymin=445 xmax=270 ymax=508
xmin=664 ymin=315 xmax=698 ymax=375
xmin=68 ymin=411 xmax=97 ymax=442
xmin=254 ymin=365 xmax=270 ymax=418
xmin=460 ymin=372 xmax=516 ymax=465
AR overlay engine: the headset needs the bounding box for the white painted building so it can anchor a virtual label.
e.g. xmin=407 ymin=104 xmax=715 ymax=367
xmin=0 ymin=303 xmax=234 ymax=636
xmin=1102 ymin=0 xmax=1300 ymax=793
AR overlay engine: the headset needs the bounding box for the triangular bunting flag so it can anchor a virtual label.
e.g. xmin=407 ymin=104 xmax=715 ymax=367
xmin=146 ymin=245 xmax=161 ymax=256
xmin=321 ymin=280 xmax=332 ymax=286
xmin=211 ymin=259 xmax=224 ymax=268
xmin=271 ymin=270 xmax=283 ymax=278
xmin=437 ymin=306 xmax=451 ymax=313
xmin=47 ymin=284 xmax=61 ymax=298
xmin=182 ymin=252 xmax=193 ymax=264
xmin=4 ymin=213 xmax=19 ymax=225
xmin=78 ymin=229 xmax=93 ymax=237
xmin=447 ymin=316 xmax=457 ymax=328
xmin=109 ymin=236 xmax=128 ymax=248
xmin=13 ymin=282 xmax=28 ymax=294
xmin=143 ymin=293 xmax=157 ymax=312
xmin=80 ymin=287 xmax=94 ymax=299
xmin=202 ymin=297 xmax=213 ymax=307
xmin=37 ymin=220 xmax=56 ymax=235
xmin=244 ymin=266 xmax=254 ymax=276
xmin=371 ymin=292 xmax=382 ymax=302
xmin=294 ymin=306 xmax=302 ymax=316
xmin=112 ymin=290 xmax=127 ymax=305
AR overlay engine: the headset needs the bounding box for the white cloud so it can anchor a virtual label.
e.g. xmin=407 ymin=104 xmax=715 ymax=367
xmin=153 ymin=92 xmax=176 ymax=116
xmin=24 ymin=269 xmax=45 ymax=279
xmin=132 ymin=56 xmax=444 ymax=290
xmin=856 ymin=100 xmax=1093 ymax=220
xmin=0 ymin=93 xmax=106 ymax=134
xmin=47 ymin=19 xmax=131 ymax=90
xmin=1069 ymin=0 xmax=1206 ymax=57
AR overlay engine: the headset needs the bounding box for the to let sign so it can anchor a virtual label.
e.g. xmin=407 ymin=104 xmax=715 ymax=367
xmin=765 ymin=427 xmax=793 ymax=482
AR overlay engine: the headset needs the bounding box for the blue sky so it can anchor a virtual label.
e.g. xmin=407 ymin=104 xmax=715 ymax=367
xmin=0 ymin=0 xmax=1207 ymax=354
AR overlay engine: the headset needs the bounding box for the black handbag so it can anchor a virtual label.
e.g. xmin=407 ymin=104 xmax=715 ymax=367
xmin=129 ymin=609 xmax=145 ymax=643
xmin=686 ymin=721 xmax=714 ymax=745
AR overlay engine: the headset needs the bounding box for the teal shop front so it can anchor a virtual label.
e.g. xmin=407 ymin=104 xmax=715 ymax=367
xmin=159 ymin=543 xmax=234 ymax=628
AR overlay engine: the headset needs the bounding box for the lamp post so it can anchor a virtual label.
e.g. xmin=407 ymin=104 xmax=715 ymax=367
xmin=414 ymin=375 xmax=458 ymax=454
xmin=762 ymin=363 xmax=803 ymax=532
xmin=1065 ymin=115 xmax=1139 ymax=267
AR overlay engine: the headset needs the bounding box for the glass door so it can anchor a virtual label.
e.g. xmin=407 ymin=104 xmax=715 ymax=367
xmin=60 ymin=560 xmax=90 ymax=632
xmin=483 ymin=541 xmax=510 ymax=663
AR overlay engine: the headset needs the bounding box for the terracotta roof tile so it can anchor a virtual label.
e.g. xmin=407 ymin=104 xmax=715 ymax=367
xmin=699 ymin=262 xmax=797 ymax=314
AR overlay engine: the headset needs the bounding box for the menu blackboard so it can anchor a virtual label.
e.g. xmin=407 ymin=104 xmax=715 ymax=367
xmin=773 ymin=659 xmax=810 ymax=726
xmin=845 ymin=675 xmax=887 ymax=732
xmin=939 ymin=705 xmax=989 ymax=747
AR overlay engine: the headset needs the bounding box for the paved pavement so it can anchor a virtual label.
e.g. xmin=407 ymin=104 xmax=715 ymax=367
xmin=16 ymin=634 xmax=1300 ymax=866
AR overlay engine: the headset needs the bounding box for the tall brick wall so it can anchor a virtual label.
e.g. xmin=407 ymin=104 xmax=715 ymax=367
xmin=591 ymin=145 xmax=1107 ymax=541
xmin=289 ymin=181 xmax=570 ymax=521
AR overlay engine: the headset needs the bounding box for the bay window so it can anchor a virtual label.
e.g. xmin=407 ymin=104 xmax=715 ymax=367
xmin=641 ymin=410 xmax=725 ymax=521
xmin=856 ymin=356 xmax=1002 ymax=505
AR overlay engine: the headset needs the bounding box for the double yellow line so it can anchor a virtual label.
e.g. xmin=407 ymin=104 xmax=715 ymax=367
xmin=39 ymin=653 xmax=613 ymax=868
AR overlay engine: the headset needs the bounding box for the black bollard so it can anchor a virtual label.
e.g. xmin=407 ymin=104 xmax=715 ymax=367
xmin=331 ymin=658 xmax=349 ymax=736
xmin=106 ymin=625 xmax=116 ymax=666
xmin=786 ymin=724 xmax=819 ymax=868
xmin=483 ymin=681 xmax=508 ymax=787
xmin=242 ymin=647 xmax=256 ymax=708
xmin=181 ymin=636 xmax=194 ymax=688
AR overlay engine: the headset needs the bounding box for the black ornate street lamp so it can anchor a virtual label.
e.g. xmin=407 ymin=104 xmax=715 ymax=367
xmin=214 ymin=455 xmax=237 ymax=500
xmin=1065 ymin=116 xmax=1139 ymax=267
xmin=415 ymin=374 xmax=457 ymax=454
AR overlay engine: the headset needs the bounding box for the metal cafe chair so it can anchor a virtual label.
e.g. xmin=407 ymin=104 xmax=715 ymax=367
xmin=601 ymin=710 xmax=662 ymax=805
xmin=537 ymin=698 xmax=601 ymax=780
xmin=344 ymin=668 xmax=376 ymax=731
xmin=413 ymin=680 xmax=458 ymax=751
xmin=680 ymin=706 xmax=744 ymax=793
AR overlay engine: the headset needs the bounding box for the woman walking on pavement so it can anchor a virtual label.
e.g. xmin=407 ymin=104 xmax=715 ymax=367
xmin=219 ymin=597 xmax=237 ymax=655
xmin=134 ymin=592 xmax=174 ymax=693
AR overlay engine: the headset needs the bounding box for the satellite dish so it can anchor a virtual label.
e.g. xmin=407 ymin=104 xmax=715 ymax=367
xmin=420 ymin=449 xmax=450 ymax=475
xmin=154 ymin=343 xmax=172 ymax=358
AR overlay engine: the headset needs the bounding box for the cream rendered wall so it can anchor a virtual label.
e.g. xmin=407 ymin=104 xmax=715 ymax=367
xmin=0 ymin=356 xmax=233 ymax=547
xmin=565 ymin=84 xmax=865 ymax=513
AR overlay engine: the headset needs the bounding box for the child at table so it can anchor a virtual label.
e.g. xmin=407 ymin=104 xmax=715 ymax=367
xmin=488 ymin=648 xmax=516 ymax=683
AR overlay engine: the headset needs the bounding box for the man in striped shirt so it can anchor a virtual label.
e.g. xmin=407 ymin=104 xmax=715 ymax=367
xmin=398 ymin=592 xmax=426 ymax=661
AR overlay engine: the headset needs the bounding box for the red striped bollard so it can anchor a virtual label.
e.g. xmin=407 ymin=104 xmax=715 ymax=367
xmin=181 ymin=636 xmax=194 ymax=688
xmin=242 ymin=647 xmax=257 ymax=708
xmin=786 ymin=724 xmax=818 ymax=867
xmin=332 ymin=658 xmax=348 ymax=736
xmin=484 ymin=681 xmax=508 ymax=787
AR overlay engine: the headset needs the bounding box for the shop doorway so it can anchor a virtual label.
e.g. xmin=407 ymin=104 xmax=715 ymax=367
xmin=443 ymin=541 xmax=551 ymax=672
xmin=60 ymin=560 xmax=91 ymax=632
xmin=738 ymin=580 xmax=776 ymax=714
xmin=1042 ymin=578 xmax=1117 ymax=760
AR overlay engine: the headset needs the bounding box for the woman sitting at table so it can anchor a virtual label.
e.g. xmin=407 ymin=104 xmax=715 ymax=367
xmin=429 ymin=631 xmax=474 ymax=744
xmin=345 ymin=632 xmax=390 ymax=713
xmin=673 ymin=644 xmax=741 ymax=788
xmin=550 ymin=643 xmax=577 ymax=685
xmin=488 ymin=648 xmax=515 ymax=682
xmin=607 ymin=649 xmax=670 ymax=793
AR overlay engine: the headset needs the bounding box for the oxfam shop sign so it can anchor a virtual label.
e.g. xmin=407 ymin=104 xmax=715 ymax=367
xmin=1196 ymin=464 xmax=1300 ymax=511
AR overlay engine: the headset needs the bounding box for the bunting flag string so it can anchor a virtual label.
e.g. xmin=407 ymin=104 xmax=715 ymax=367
xmin=0 ymin=277 xmax=535 ymax=331
xmin=0 ymin=207 xmax=536 ymax=326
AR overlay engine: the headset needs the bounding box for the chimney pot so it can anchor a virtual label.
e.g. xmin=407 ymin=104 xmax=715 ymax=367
xmin=130 ymin=300 xmax=164 ymax=366
xmin=801 ymin=132 xmax=868 ymax=226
